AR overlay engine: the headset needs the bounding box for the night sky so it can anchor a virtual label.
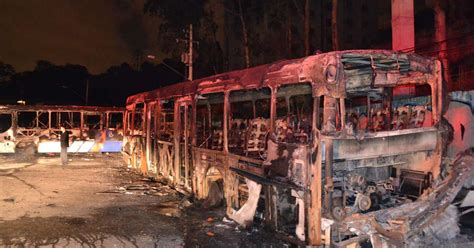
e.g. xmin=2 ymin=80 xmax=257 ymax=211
xmin=0 ymin=0 xmax=162 ymax=74
xmin=0 ymin=0 xmax=472 ymax=106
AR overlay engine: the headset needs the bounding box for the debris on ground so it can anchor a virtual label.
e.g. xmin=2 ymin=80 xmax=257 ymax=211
xmin=151 ymin=201 xmax=182 ymax=218
xmin=2 ymin=198 xmax=15 ymax=203
xmin=214 ymin=223 xmax=232 ymax=229
xmin=0 ymin=154 xmax=289 ymax=247
xmin=222 ymin=217 xmax=233 ymax=223
xmin=97 ymin=180 xmax=179 ymax=198
xmin=180 ymin=197 xmax=193 ymax=208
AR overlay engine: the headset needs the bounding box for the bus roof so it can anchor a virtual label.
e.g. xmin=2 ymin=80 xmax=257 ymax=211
xmin=0 ymin=105 xmax=124 ymax=113
xmin=126 ymin=50 xmax=436 ymax=106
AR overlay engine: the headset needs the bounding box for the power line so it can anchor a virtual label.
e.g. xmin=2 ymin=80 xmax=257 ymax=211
xmin=397 ymin=31 xmax=474 ymax=53
xmin=160 ymin=61 xmax=186 ymax=79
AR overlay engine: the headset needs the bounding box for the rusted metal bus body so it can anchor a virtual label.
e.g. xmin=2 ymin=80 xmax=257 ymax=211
xmin=0 ymin=105 xmax=124 ymax=153
xmin=123 ymin=50 xmax=451 ymax=246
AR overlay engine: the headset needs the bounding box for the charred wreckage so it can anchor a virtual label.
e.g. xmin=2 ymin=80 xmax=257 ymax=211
xmin=0 ymin=105 xmax=124 ymax=154
xmin=122 ymin=50 xmax=473 ymax=246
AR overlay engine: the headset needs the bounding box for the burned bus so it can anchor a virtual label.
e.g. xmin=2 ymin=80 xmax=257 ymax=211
xmin=123 ymin=50 xmax=471 ymax=246
xmin=0 ymin=105 xmax=124 ymax=154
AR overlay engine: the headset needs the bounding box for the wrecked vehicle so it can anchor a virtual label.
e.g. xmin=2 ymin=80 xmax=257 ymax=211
xmin=0 ymin=105 xmax=124 ymax=153
xmin=123 ymin=50 xmax=472 ymax=246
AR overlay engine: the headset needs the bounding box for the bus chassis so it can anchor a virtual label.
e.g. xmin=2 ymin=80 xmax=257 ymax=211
xmin=123 ymin=50 xmax=471 ymax=246
xmin=0 ymin=105 xmax=124 ymax=154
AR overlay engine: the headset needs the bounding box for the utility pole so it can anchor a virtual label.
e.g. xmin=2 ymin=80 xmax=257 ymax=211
xmin=304 ymin=0 xmax=310 ymax=55
xmin=188 ymin=24 xmax=193 ymax=81
xmin=178 ymin=24 xmax=198 ymax=81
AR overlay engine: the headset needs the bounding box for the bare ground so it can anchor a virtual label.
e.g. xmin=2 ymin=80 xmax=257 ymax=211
xmin=0 ymin=154 xmax=287 ymax=247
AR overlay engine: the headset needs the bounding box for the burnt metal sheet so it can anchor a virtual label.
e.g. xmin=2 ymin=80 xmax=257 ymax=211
xmin=341 ymin=154 xmax=473 ymax=244
xmin=0 ymin=105 xmax=124 ymax=113
xmin=229 ymin=167 xmax=300 ymax=189
xmin=126 ymin=50 xmax=436 ymax=108
xmin=327 ymin=128 xmax=438 ymax=160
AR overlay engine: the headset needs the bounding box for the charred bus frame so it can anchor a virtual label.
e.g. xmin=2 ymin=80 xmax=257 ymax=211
xmin=0 ymin=105 xmax=124 ymax=153
xmin=123 ymin=50 xmax=456 ymax=246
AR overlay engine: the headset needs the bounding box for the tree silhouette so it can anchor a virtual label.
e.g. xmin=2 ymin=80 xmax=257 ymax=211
xmin=144 ymin=0 xmax=224 ymax=77
xmin=0 ymin=62 xmax=15 ymax=83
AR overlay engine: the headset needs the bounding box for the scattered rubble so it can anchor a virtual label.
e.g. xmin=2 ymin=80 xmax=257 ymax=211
xmin=0 ymin=154 xmax=289 ymax=247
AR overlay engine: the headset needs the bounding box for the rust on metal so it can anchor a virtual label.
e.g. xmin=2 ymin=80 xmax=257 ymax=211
xmin=0 ymin=105 xmax=124 ymax=153
xmin=122 ymin=50 xmax=470 ymax=246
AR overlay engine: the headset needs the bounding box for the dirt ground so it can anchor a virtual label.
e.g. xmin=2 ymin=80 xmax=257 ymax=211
xmin=0 ymin=153 xmax=287 ymax=247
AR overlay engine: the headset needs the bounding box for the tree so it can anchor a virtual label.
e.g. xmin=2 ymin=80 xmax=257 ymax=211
xmin=0 ymin=62 xmax=15 ymax=83
xmin=144 ymin=0 xmax=224 ymax=77
xmin=304 ymin=0 xmax=310 ymax=55
xmin=286 ymin=0 xmax=293 ymax=57
xmin=332 ymin=0 xmax=339 ymax=51
xmin=34 ymin=60 xmax=55 ymax=71
xmin=433 ymin=0 xmax=449 ymax=86
xmin=144 ymin=0 xmax=206 ymax=56
xmin=237 ymin=0 xmax=251 ymax=67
